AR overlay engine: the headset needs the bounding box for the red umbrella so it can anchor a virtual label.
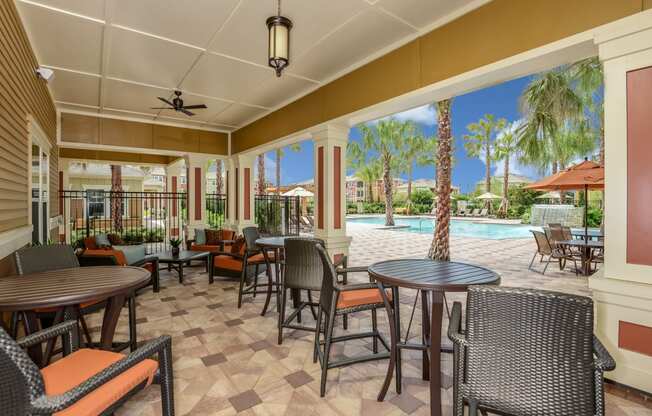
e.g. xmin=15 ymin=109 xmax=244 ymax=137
xmin=525 ymin=158 xmax=604 ymax=241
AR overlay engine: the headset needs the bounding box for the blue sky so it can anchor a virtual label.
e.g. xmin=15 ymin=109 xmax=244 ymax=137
xmin=262 ymin=74 xmax=542 ymax=193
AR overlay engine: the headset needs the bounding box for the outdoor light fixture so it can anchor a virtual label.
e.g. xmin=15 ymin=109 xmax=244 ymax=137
xmin=267 ymin=0 xmax=292 ymax=77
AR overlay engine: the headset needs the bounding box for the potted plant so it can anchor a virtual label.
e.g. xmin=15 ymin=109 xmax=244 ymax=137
xmin=170 ymin=238 xmax=182 ymax=257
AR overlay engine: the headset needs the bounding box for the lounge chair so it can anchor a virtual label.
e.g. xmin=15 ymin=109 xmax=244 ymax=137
xmin=448 ymin=286 xmax=614 ymax=416
xmin=478 ymin=208 xmax=488 ymax=217
xmin=467 ymin=208 xmax=480 ymax=217
xmin=529 ymin=230 xmax=579 ymax=275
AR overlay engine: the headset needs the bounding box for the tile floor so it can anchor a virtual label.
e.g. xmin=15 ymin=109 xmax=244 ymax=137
xmin=95 ymin=223 xmax=652 ymax=415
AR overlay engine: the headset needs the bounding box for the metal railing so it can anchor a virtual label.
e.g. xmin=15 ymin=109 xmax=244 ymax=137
xmin=206 ymin=193 xmax=227 ymax=229
xmin=60 ymin=190 xmax=187 ymax=254
xmin=254 ymin=195 xmax=301 ymax=236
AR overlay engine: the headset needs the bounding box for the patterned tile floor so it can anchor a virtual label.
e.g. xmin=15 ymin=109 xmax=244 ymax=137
xmin=93 ymin=223 xmax=651 ymax=415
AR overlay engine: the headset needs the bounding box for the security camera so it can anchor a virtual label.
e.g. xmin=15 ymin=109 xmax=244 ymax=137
xmin=35 ymin=67 xmax=54 ymax=82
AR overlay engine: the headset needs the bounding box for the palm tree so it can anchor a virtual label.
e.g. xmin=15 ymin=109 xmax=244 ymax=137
xmin=215 ymin=160 xmax=223 ymax=194
xmin=398 ymin=124 xmax=425 ymax=206
xmin=358 ymin=162 xmax=382 ymax=203
xmin=274 ymin=144 xmax=301 ymax=195
xmin=428 ymin=99 xmax=453 ymax=261
xmin=463 ymin=114 xmax=507 ymax=199
xmin=110 ymin=165 xmax=122 ymax=231
xmin=570 ymin=57 xmax=604 ymax=164
xmin=493 ymin=121 xmax=521 ymax=216
xmin=518 ymin=69 xmax=584 ymax=173
xmin=354 ymin=119 xmax=410 ymax=226
xmin=256 ymin=154 xmax=265 ymax=194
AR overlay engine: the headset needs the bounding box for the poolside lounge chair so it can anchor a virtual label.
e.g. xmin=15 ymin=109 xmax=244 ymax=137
xmin=448 ymin=286 xmax=614 ymax=416
xmin=529 ymin=230 xmax=579 ymax=275
xmin=478 ymin=208 xmax=488 ymax=217
xmin=467 ymin=208 xmax=480 ymax=217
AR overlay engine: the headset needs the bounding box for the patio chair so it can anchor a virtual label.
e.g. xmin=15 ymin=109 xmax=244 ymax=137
xmin=313 ymin=243 xmax=390 ymax=397
xmin=467 ymin=208 xmax=480 ymax=217
xmin=448 ymin=286 xmax=615 ymax=416
xmin=529 ymin=230 xmax=578 ymax=275
xmin=478 ymin=208 xmax=488 ymax=217
xmin=236 ymin=227 xmax=271 ymax=308
xmin=0 ymin=320 xmax=174 ymax=416
xmin=278 ymin=238 xmax=361 ymax=344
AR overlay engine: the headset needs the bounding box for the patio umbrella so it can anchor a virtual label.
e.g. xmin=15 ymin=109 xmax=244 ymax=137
xmin=281 ymin=187 xmax=314 ymax=197
xmin=525 ymin=158 xmax=604 ymax=242
xmin=476 ymin=192 xmax=502 ymax=200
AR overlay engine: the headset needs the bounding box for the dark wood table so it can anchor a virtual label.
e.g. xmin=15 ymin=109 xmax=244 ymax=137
xmin=0 ymin=266 xmax=150 ymax=366
xmin=570 ymin=228 xmax=603 ymax=239
xmin=155 ymin=250 xmax=209 ymax=283
xmin=557 ymin=239 xmax=604 ymax=275
xmin=369 ymin=259 xmax=500 ymax=416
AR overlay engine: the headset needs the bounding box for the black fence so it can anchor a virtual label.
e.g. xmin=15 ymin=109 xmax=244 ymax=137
xmin=60 ymin=190 xmax=187 ymax=254
xmin=255 ymin=195 xmax=301 ymax=236
xmin=206 ymin=193 xmax=227 ymax=229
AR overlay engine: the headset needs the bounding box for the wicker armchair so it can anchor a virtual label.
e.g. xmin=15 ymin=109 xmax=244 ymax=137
xmin=0 ymin=321 xmax=174 ymax=416
xmin=313 ymin=243 xmax=390 ymax=397
xmin=235 ymin=227 xmax=271 ymax=308
xmin=448 ymin=286 xmax=615 ymax=416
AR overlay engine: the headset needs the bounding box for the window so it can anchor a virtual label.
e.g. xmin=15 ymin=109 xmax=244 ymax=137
xmin=85 ymin=189 xmax=128 ymax=218
xmin=30 ymin=124 xmax=50 ymax=245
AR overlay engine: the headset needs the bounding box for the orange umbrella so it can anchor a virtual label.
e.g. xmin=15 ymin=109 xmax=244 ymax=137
xmin=525 ymin=158 xmax=604 ymax=241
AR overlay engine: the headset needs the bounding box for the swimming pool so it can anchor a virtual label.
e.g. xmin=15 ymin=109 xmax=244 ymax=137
xmin=348 ymin=216 xmax=535 ymax=239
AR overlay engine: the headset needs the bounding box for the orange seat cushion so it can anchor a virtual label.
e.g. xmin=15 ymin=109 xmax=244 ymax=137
xmin=41 ymin=348 xmax=158 ymax=416
xmin=336 ymin=288 xmax=391 ymax=310
xmin=247 ymin=252 xmax=268 ymax=264
xmin=213 ymin=255 xmax=243 ymax=272
xmin=82 ymin=249 xmax=127 ymax=266
xmin=191 ymin=244 xmax=224 ymax=253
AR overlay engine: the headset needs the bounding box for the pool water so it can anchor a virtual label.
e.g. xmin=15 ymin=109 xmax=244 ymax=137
xmin=348 ymin=216 xmax=535 ymax=240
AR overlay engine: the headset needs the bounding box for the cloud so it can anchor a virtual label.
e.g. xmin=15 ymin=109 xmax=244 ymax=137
xmin=370 ymin=104 xmax=437 ymax=126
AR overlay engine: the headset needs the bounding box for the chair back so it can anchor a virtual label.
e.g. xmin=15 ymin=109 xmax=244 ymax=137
xmin=0 ymin=327 xmax=45 ymax=414
xmin=531 ymin=230 xmax=552 ymax=255
xmin=463 ymin=286 xmax=595 ymax=416
xmin=314 ymin=243 xmax=338 ymax=313
xmin=283 ymin=238 xmax=325 ymax=291
xmin=14 ymin=245 xmax=79 ymax=275
xmin=242 ymin=227 xmax=260 ymax=252
xmin=546 ymin=223 xmax=565 ymax=243
xmin=561 ymin=225 xmax=573 ymax=241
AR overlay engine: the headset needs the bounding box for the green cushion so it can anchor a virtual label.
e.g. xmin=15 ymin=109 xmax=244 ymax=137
xmin=95 ymin=233 xmax=111 ymax=248
xmin=114 ymin=245 xmax=146 ymax=265
xmin=195 ymin=228 xmax=206 ymax=245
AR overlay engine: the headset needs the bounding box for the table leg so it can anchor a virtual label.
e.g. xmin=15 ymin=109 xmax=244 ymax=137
xmin=23 ymin=311 xmax=43 ymax=366
xmin=261 ymin=248 xmax=274 ymax=316
xmin=128 ymin=295 xmax=137 ymax=352
xmin=178 ymin=263 xmax=184 ymax=284
xmin=100 ymin=294 xmax=126 ymax=350
xmin=429 ymin=290 xmax=444 ymax=416
xmin=393 ymin=286 xmax=402 ymax=394
xmin=421 ymin=290 xmax=430 ymax=381
xmin=377 ymin=282 xmax=396 ymax=402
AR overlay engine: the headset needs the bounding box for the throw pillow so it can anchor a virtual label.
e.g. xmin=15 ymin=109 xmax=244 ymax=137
xmin=230 ymin=236 xmax=246 ymax=255
xmin=206 ymin=229 xmax=223 ymax=246
xmin=95 ymin=233 xmax=112 ymax=248
xmin=83 ymin=236 xmax=98 ymax=250
xmin=194 ymin=228 xmax=206 ymax=245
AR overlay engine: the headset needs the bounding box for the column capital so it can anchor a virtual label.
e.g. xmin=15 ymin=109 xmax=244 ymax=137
xmin=595 ymin=9 xmax=652 ymax=61
xmin=311 ymin=123 xmax=350 ymax=143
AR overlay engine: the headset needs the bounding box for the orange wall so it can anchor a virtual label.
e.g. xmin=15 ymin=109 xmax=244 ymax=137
xmin=232 ymin=0 xmax=644 ymax=153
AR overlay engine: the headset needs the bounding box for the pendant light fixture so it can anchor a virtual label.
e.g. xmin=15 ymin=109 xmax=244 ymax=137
xmin=266 ymin=0 xmax=292 ymax=77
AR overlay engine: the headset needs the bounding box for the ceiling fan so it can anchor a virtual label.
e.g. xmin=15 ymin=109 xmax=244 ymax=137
xmin=151 ymin=90 xmax=207 ymax=116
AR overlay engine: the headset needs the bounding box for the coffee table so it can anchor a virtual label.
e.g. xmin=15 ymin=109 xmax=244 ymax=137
xmin=155 ymin=250 xmax=209 ymax=283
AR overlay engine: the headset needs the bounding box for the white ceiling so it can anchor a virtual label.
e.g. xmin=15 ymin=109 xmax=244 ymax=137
xmin=16 ymin=0 xmax=482 ymax=132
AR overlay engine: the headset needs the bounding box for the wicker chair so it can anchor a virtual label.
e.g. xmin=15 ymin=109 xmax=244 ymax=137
xmin=0 ymin=321 xmax=174 ymax=416
xmin=235 ymin=227 xmax=271 ymax=308
xmin=313 ymin=243 xmax=390 ymax=397
xmin=448 ymin=286 xmax=615 ymax=416
xmin=529 ymin=230 xmax=578 ymax=275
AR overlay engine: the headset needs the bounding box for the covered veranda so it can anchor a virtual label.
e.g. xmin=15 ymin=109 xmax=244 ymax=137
xmin=1 ymin=0 xmax=652 ymax=414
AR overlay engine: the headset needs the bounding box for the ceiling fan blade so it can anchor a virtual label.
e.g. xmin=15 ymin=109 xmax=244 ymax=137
xmin=157 ymin=97 xmax=175 ymax=107
xmin=150 ymin=107 xmax=172 ymax=109
xmin=181 ymin=104 xmax=207 ymax=110
xmin=180 ymin=108 xmax=195 ymax=116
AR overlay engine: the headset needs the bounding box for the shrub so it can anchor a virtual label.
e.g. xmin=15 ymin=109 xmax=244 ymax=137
xmin=587 ymin=207 xmax=603 ymax=227
xmin=411 ymin=189 xmax=434 ymax=206
xmin=520 ymin=210 xmax=531 ymax=224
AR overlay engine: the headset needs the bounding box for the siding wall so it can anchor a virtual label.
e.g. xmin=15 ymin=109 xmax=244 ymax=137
xmin=0 ymin=0 xmax=57 ymax=234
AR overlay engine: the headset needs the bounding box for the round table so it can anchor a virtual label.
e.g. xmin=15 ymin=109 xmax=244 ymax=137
xmin=570 ymin=228 xmax=603 ymax=239
xmin=0 ymin=266 xmax=150 ymax=365
xmin=256 ymin=236 xmax=293 ymax=316
xmin=369 ymin=259 xmax=500 ymax=416
xmin=557 ymin=239 xmax=604 ymax=275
